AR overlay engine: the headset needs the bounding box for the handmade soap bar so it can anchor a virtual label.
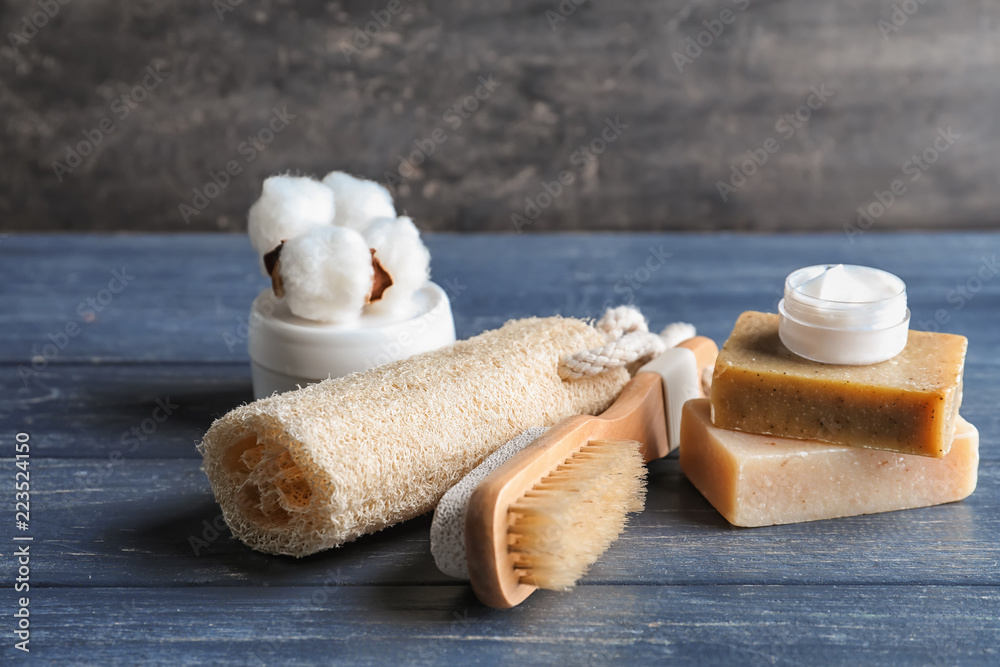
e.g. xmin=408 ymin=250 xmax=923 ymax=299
xmin=711 ymin=311 xmax=967 ymax=457
xmin=680 ymin=399 xmax=978 ymax=527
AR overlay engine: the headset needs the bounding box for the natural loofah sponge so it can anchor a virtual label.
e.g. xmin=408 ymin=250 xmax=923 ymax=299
xmin=322 ymin=171 xmax=395 ymax=232
xmin=248 ymin=175 xmax=336 ymax=274
xmin=363 ymin=216 xmax=431 ymax=315
xmin=278 ymin=226 xmax=374 ymax=323
xmin=198 ymin=316 xmax=629 ymax=557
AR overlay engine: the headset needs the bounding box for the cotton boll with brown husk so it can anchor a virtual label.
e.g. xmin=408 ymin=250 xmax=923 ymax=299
xmin=363 ymin=216 xmax=431 ymax=315
xmin=248 ymin=176 xmax=336 ymax=274
xmin=322 ymin=171 xmax=395 ymax=232
xmin=276 ymin=226 xmax=374 ymax=323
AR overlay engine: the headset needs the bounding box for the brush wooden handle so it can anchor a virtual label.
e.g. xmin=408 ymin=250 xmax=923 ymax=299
xmin=466 ymin=336 xmax=718 ymax=608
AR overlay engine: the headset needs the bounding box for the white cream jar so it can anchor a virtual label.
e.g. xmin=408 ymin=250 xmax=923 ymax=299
xmin=778 ymin=264 xmax=910 ymax=365
xmin=247 ymin=281 xmax=456 ymax=399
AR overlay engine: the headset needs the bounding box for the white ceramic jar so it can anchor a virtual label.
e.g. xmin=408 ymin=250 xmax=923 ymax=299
xmin=247 ymin=282 xmax=456 ymax=399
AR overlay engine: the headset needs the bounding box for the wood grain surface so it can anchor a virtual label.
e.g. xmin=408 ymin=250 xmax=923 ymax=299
xmin=2 ymin=1 xmax=999 ymax=233
xmin=1 ymin=232 xmax=999 ymax=663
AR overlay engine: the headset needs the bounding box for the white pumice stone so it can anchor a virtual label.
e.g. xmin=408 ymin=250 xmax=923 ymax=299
xmin=322 ymin=171 xmax=396 ymax=232
xmin=279 ymin=226 xmax=373 ymax=323
xmin=431 ymin=427 xmax=550 ymax=579
xmin=363 ymin=216 xmax=431 ymax=315
xmin=248 ymin=175 xmax=336 ymax=274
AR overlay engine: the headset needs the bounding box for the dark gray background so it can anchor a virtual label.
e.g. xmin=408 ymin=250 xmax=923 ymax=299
xmin=2 ymin=0 xmax=998 ymax=233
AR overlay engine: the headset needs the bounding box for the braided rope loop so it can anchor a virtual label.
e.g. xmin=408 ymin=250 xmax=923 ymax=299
xmin=559 ymin=306 xmax=696 ymax=380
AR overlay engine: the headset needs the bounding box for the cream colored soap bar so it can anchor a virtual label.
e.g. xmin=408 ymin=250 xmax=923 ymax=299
xmin=680 ymin=399 xmax=978 ymax=527
xmin=711 ymin=311 xmax=967 ymax=457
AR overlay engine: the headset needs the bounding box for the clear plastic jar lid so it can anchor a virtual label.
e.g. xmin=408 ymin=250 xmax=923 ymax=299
xmin=778 ymin=264 xmax=910 ymax=365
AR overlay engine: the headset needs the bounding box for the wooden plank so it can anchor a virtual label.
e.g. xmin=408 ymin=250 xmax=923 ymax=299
xmin=3 ymin=585 xmax=998 ymax=664
xmin=3 ymin=361 xmax=997 ymax=461
xmin=1 ymin=363 xmax=252 ymax=458
xmin=2 ymin=233 xmax=998 ymax=363
xmin=8 ymin=458 xmax=999 ymax=589
xmin=2 ymin=232 xmax=998 ymax=664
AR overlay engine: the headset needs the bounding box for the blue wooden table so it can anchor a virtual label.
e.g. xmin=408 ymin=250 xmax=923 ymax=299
xmin=2 ymin=232 xmax=999 ymax=665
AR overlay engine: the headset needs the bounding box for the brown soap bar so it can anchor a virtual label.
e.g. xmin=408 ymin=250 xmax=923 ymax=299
xmin=711 ymin=311 xmax=967 ymax=457
xmin=680 ymin=399 xmax=978 ymax=527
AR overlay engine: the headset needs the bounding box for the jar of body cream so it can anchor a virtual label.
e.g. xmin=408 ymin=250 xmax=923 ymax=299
xmin=247 ymin=281 xmax=456 ymax=399
xmin=778 ymin=264 xmax=910 ymax=365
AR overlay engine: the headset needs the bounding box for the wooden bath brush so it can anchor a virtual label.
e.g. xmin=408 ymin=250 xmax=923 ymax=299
xmin=437 ymin=336 xmax=718 ymax=609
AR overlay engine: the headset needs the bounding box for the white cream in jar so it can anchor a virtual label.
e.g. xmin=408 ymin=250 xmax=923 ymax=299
xmin=778 ymin=264 xmax=910 ymax=365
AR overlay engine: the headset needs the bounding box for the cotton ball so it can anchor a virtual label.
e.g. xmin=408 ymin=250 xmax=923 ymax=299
xmin=248 ymin=176 xmax=336 ymax=274
xmin=363 ymin=216 xmax=430 ymax=315
xmin=660 ymin=322 xmax=697 ymax=349
xmin=322 ymin=171 xmax=395 ymax=232
xmin=278 ymin=226 xmax=373 ymax=323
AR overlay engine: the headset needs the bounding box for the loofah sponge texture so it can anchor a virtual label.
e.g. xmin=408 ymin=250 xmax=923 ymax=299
xmin=198 ymin=317 xmax=629 ymax=557
xmin=248 ymin=175 xmax=336 ymax=274
xmin=363 ymin=216 xmax=431 ymax=316
xmin=322 ymin=171 xmax=395 ymax=232
xmin=279 ymin=226 xmax=374 ymax=323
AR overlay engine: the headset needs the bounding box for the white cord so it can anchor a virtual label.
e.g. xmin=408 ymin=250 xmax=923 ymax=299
xmin=559 ymin=306 xmax=696 ymax=380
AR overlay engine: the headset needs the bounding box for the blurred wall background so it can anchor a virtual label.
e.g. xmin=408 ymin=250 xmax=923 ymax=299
xmin=2 ymin=0 xmax=998 ymax=234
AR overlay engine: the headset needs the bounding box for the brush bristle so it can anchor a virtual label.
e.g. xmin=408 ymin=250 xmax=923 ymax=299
xmin=507 ymin=439 xmax=647 ymax=591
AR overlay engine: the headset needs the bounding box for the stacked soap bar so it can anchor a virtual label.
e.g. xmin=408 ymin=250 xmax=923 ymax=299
xmin=711 ymin=312 xmax=967 ymax=457
xmin=681 ymin=311 xmax=975 ymax=527
xmin=681 ymin=400 xmax=978 ymax=527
